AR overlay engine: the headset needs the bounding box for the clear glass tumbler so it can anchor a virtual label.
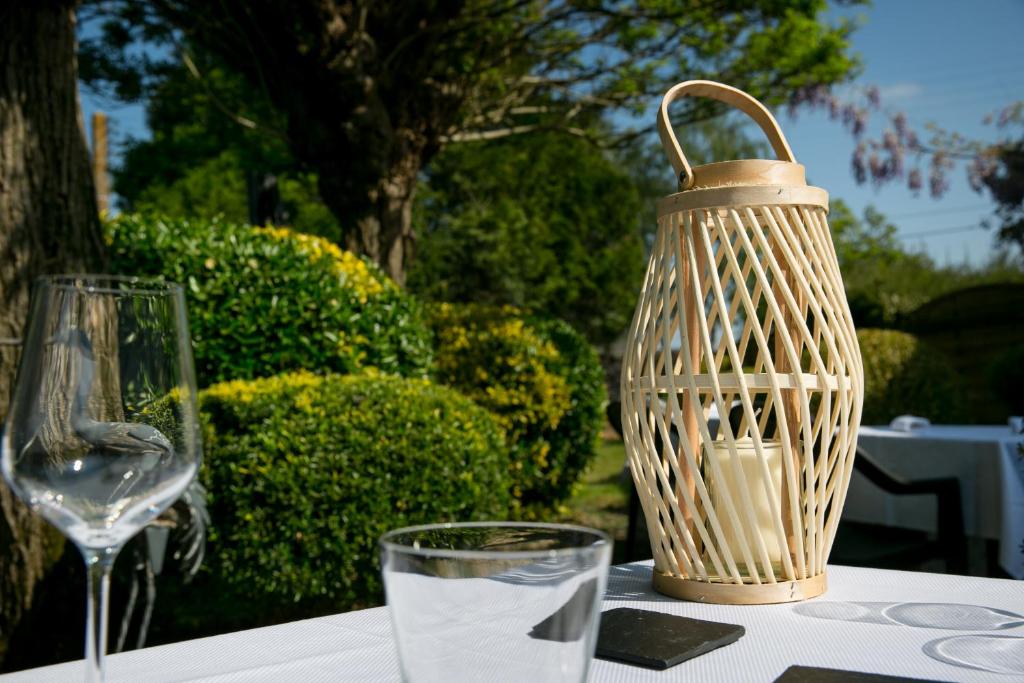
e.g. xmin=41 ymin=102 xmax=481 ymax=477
xmin=380 ymin=522 xmax=611 ymax=683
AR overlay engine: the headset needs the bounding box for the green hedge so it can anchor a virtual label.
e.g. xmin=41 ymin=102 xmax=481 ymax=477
xmin=105 ymin=214 xmax=433 ymax=385
xmin=198 ymin=371 xmax=509 ymax=620
xmin=987 ymin=345 xmax=1024 ymax=416
xmin=530 ymin=317 xmax=607 ymax=504
xmin=427 ymin=304 xmax=605 ymax=513
xmin=858 ymin=328 xmax=967 ymax=425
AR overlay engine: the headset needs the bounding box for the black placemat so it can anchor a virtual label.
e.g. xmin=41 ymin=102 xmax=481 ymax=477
xmin=594 ymin=607 xmax=745 ymax=670
xmin=774 ymin=665 xmax=952 ymax=682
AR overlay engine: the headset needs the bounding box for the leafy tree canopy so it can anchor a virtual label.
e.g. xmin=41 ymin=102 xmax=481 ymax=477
xmin=407 ymin=113 xmax=774 ymax=344
xmin=114 ymin=62 xmax=776 ymax=346
xmin=78 ymin=0 xmax=864 ymax=282
xmin=103 ymin=55 xmax=341 ymax=238
xmin=980 ymin=106 xmax=1024 ymax=255
xmin=830 ymin=200 xmax=1024 ymax=327
xmin=409 ymin=131 xmax=645 ymax=345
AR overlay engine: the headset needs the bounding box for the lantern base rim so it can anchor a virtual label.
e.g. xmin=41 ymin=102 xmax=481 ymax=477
xmin=652 ymin=568 xmax=827 ymax=604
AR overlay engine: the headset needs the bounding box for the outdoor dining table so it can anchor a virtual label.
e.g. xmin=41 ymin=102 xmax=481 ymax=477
xmin=3 ymin=561 xmax=1022 ymax=682
xmin=844 ymin=425 xmax=1024 ymax=579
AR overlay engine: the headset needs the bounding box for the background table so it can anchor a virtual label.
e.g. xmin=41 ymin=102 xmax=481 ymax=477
xmin=4 ymin=562 xmax=1022 ymax=682
xmin=843 ymin=425 xmax=1024 ymax=579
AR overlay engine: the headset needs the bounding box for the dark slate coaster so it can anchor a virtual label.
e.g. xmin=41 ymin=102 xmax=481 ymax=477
xmin=528 ymin=578 xmax=598 ymax=642
xmin=774 ymin=666 xmax=951 ymax=683
xmin=594 ymin=607 xmax=744 ymax=670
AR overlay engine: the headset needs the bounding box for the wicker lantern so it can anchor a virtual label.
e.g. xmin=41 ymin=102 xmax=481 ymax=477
xmin=621 ymin=81 xmax=864 ymax=604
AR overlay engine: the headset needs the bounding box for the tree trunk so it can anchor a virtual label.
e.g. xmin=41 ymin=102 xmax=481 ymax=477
xmin=0 ymin=1 xmax=106 ymax=658
xmin=320 ymin=154 xmax=420 ymax=287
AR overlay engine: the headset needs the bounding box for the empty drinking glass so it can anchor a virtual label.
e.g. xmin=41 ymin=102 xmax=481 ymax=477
xmin=2 ymin=275 xmax=201 ymax=682
xmin=380 ymin=522 xmax=611 ymax=683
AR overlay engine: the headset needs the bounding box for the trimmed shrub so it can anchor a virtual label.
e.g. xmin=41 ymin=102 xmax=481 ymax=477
xmin=105 ymin=214 xmax=433 ymax=385
xmin=858 ymin=328 xmax=967 ymax=425
xmin=199 ymin=371 xmax=509 ymax=620
xmin=428 ymin=304 xmax=606 ymax=513
xmin=531 ymin=317 xmax=607 ymax=503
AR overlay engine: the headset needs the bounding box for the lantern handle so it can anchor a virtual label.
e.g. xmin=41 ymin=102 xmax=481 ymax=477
xmin=658 ymin=80 xmax=797 ymax=190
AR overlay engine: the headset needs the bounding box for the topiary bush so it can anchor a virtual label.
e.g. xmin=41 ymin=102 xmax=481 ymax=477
xmin=427 ymin=304 xmax=605 ymax=514
xmin=857 ymin=328 xmax=967 ymax=425
xmin=530 ymin=317 xmax=607 ymax=504
xmin=198 ymin=371 xmax=509 ymax=623
xmin=105 ymin=214 xmax=433 ymax=385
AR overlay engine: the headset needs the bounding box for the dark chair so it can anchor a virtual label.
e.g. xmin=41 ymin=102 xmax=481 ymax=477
xmin=606 ymin=401 xmax=647 ymax=562
xmin=831 ymin=447 xmax=967 ymax=574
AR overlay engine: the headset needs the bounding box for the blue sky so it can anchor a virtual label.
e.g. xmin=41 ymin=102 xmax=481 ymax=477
xmin=786 ymin=0 xmax=1024 ymax=266
xmin=80 ymin=1 xmax=1024 ymax=266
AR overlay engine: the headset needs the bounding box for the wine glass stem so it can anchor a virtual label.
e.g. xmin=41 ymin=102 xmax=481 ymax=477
xmin=81 ymin=546 xmax=119 ymax=683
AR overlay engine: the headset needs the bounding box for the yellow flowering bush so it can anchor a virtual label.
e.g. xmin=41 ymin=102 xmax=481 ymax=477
xmin=105 ymin=214 xmax=432 ymax=385
xmin=254 ymin=226 xmax=385 ymax=300
xmin=197 ymin=371 xmax=509 ymax=626
xmin=428 ymin=304 xmax=605 ymax=514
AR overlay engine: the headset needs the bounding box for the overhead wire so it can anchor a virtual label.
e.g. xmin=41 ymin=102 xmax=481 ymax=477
xmin=888 ymin=204 xmax=991 ymax=220
xmin=897 ymin=224 xmax=987 ymax=239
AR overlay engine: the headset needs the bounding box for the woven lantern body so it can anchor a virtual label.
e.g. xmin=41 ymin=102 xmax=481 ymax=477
xmin=621 ymin=81 xmax=864 ymax=604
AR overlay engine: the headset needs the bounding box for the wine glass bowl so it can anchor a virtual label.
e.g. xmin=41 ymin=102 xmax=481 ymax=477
xmin=2 ymin=275 xmax=201 ymax=681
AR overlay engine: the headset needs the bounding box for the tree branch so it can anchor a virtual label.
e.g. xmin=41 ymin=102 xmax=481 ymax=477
xmin=178 ymin=49 xmax=290 ymax=142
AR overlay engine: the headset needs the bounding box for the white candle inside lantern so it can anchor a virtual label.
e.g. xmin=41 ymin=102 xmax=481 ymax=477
xmin=707 ymin=438 xmax=784 ymax=566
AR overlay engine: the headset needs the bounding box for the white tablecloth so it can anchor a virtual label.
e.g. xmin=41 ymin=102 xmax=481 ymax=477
xmin=4 ymin=563 xmax=1023 ymax=682
xmin=844 ymin=425 xmax=1024 ymax=579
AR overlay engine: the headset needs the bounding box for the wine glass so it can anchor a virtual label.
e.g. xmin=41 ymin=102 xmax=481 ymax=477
xmin=2 ymin=275 xmax=201 ymax=682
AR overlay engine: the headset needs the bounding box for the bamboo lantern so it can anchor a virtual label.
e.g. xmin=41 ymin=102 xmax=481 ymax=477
xmin=621 ymin=81 xmax=864 ymax=604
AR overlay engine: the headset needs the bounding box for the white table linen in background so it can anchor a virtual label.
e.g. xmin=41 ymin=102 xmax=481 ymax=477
xmin=844 ymin=425 xmax=1024 ymax=579
xmin=3 ymin=562 xmax=1022 ymax=682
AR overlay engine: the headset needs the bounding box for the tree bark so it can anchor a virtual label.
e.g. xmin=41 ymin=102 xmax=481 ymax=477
xmin=0 ymin=1 xmax=105 ymax=657
xmin=322 ymin=155 xmax=419 ymax=287
xmin=144 ymin=1 xmax=462 ymax=286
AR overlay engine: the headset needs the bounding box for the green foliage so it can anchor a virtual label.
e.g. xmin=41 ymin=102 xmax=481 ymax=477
xmin=901 ymin=283 xmax=1024 ymax=422
xmin=199 ymin=371 xmax=509 ymax=619
xmin=83 ymin=1 xmax=861 ymax=278
xmin=109 ymin=58 xmax=283 ymax=191
xmin=130 ymin=148 xmax=338 ymax=239
xmin=833 ymin=201 xmax=1024 ymax=326
xmin=133 ymin=151 xmax=248 ymax=220
xmin=427 ymin=304 xmax=606 ymax=513
xmin=109 ymin=59 xmax=340 ymax=240
xmin=409 ymin=132 xmax=645 ymax=344
xmin=531 ymin=317 xmax=608 ymax=502
xmin=984 ymin=132 xmax=1024 ymax=258
xmin=105 ymin=214 xmax=432 ymax=385
xmin=857 ymin=328 xmax=967 ymax=425
xmin=832 ymin=201 xmax=938 ymax=325
xmin=986 ymin=344 xmax=1024 ymax=416
xmin=831 ymin=201 xmax=906 ymax=266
